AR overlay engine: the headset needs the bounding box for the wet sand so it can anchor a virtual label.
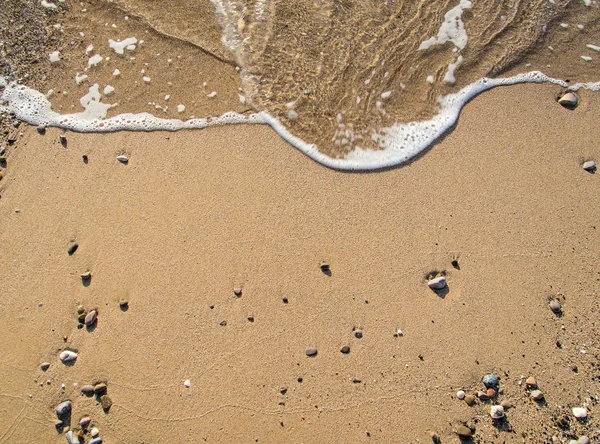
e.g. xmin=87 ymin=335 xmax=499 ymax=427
xmin=1 ymin=83 xmax=600 ymax=442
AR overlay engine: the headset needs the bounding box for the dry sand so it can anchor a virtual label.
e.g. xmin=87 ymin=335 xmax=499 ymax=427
xmin=1 ymin=2 xmax=600 ymax=443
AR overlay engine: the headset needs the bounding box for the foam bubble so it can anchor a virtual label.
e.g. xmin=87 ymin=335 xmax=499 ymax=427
xmin=108 ymin=37 xmax=138 ymax=55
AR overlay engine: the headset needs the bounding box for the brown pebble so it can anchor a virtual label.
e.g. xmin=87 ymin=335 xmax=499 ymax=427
xmin=305 ymin=347 xmax=318 ymax=357
xmin=100 ymin=395 xmax=112 ymax=411
xmin=81 ymin=385 xmax=94 ymax=395
xmin=477 ymin=391 xmax=489 ymax=401
xmin=77 ymin=305 xmax=85 ymax=314
xmin=456 ymin=425 xmax=472 ymax=438
xmin=465 ymin=394 xmax=476 ymax=406
xmin=84 ymin=310 xmax=97 ymax=326
xmin=525 ymin=376 xmax=537 ymax=388
xmin=486 ymin=388 xmax=496 ymax=398
xmin=501 ymin=400 xmax=512 ymax=409
xmin=340 ymin=346 xmax=350 ymax=354
xmin=93 ymin=383 xmax=107 ymax=394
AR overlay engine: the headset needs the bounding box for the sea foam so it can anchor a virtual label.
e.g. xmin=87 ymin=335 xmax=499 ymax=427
xmin=1 ymin=74 xmax=598 ymax=170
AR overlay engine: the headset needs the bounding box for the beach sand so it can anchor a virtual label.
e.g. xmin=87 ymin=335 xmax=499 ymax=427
xmin=2 ymin=1 xmax=600 ymax=443
xmin=1 ymin=83 xmax=600 ymax=443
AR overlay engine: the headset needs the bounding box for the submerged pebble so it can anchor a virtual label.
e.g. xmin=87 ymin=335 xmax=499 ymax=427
xmin=427 ymin=276 xmax=446 ymax=290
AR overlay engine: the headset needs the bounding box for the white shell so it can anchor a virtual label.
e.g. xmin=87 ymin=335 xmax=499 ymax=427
xmin=59 ymin=350 xmax=78 ymax=362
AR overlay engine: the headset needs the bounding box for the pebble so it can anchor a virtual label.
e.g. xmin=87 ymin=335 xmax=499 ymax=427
xmin=233 ymin=287 xmax=242 ymax=297
xmin=84 ymin=310 xmax=98 ymax=326
xmin=81 ymin=385 xmax=94 ymax=395
xmin=430 ymin=431 xmax=441 ymax=443
xmin=77 ymin=305 xmax=85 ymax=314
xmin=100 ymin=395 xmax=112 ymax=411
xmin=558 ymin=92 xmax=578 ymax=107
xmin=486 ymin=388 xmax=496 ymax=398
xmin=65 ymin=431 xmax=79 ymax=444
xmin=490 ymin=405 xmax=505 ymax=419
xmin=93 ymin=383 xmax=107 ymax=394
xmin=184 ymin=379 xmax=191 ymax=388
xmin=116 ymin=155 xmax=129 ymax=163
xmin=89 ymin=439 xmax=102 ymax=444
xmin=427 ymin=276 xmax=446 ymax=290
xmin=482 ymin=373 xmax=499 ymax=388
xmin=305 ymin=347 xmax=318 ymax=357
xmin=456 ymin=425 xmax=472 ymax=438
xmin=582 ymin=160 xmax=596 ymax=173
xmin=572 ymin=407 xmax=587 ymax=419
xmin=41 ymin=362 xmax=51 ymax=371
xmin=91 ymin=427 xmax=99 ymax=437
xmin=340 ymin=346 xmax=350 ymax=354
xmin=500 ymin=400 xmax=512 ymax=409
xmin=67 ymin=242 xmax=79 ymax=255
xmin=37 ymin=125 xmax=47 ymax=135
xmin=59 ymin=350 xmax=78 ymax=363
xmin=478 ymin=391 xmax=489 ymax=401
xmin=79 ymin=417 xmax=91 ymax=427
xmin=464 ymin=394 xmax=476 ymax=406
xmin=81 ymin=271 xmax=91 ymax=281
xmin=55 ymin=400 xmax=72 ymax=416
xmin=55 ymin=420 xmax=64 ymax=429
xmin=549 ymin=300 xmax=562 ymax=314
xmin=119 ymin=298 xmax=129 ymax=308
xmin=578 ymin=437 xmax=591 ymax=444
xmin=319 ymin=262 xmax=330 ymax=273
xmin=354 ymin=329 xmax=363 ymax=339
xmin=525 ymin=376 xmax=538 ymax=387
xmin=59 ymin=135 xmax=68 ymax=146
xmin=456 ymin=390 xmax=466 ymax=400
xmin=531 ymin=390 xmax=544 ymax=401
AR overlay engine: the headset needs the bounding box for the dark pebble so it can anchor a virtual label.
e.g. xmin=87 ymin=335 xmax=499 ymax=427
xmin=93 ymin=383 xmax=107 ymax=394
xmin=100 ymin=395 xmax=112 ymax=411
xmin=354 ymin=329 xmax=363 ymax=339
xmin=67 ymin=242 xmax=78 ymax=255
xmin=340 ymin=346 xmax=350 ymax=354
xmin=81 ymin=385 xmax=94 ymax=395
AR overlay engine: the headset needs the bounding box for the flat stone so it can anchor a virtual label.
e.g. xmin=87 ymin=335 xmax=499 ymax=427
xmin=67 ymin=242 xmax=79 ymax=255
xmin=41 ymin=362 xmax=51 ymax=371
xmin=100 ymin=395 xmax=113 ymax=411
xmin=59 ymin=135 xmax=68 ymax=146
xmin=65 ymin=431 xmax=80 ymax=444
xmin=79 ymin=417 xmax=91 ymax=427
xmin=582 ymin=160 xmax=596 ymax=172
xmin=116 ymin=155 xmax=129 ymax=163
xmin=490 ymin=405 xmax=505 ymax=419
xmin=456 ymin=390 xmax=465 ymax=400
xmin=500 ymin=400 xmax=512 ymax=409
xmin=427 ymin=276 xmax=446 ymax=290
xmin=578 ymin=436 xmax=591 ymax=444
xmin=340 ymin=346 xmax=350 ymax=354
xmin=572 ymin=407 xmax=587 ymax=419
xmin=91 ymin=427 xmax=99 ymax=437
xmin=84 ymin=310 xmax=97 ymax=326
xmin=93 ymin=383 xmax=107 ymax=394
xmin=525 ymin=376 xmax=537 ymax=387
xmin=482 ymin=373 xmax=499 ymax=388
xmin=558 ymin=92 xmax=578 ymax=106
xmin=549 ymin=301 xmax=561 ymax=314
xmin=531 ymin=390 xmax=544 ymax=401
xmin=456 ymin=425 xmax=472 ymax=438
xmin=81 ymin=385 xmax=94 ymax=395
xmin=464 ymin=394 xmax=476 ymax=406
xmin=59 ymin=350 xmax=78 ymax=363
xmin=55 ymin=400 xmax=72 ymax=416
xmin=305 ymin=347 xmax=318 ymax=357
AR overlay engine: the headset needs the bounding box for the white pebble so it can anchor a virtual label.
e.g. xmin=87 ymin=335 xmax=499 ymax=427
xmin=457 ymin=390 xmax=465 ymax=400
xmin=91 ymin=427 xmax=99 ymax=437
xmin=49 ymin=51 xmax=61 ymax=63
xmin=113 ymin=69 xmax=121 ymax=77
xmin=184 ymin=379 xmax=191 ymax=388
xmin=490 ymin=405 xmax=505 ymax=419
xmin=103 ymin=85 xmax=115 ymax=95
xmin=59 ymin=350 xmax=77 ymax=362
xmin=142 ymin=76 xmax=151 ymax=83
xmin=177 ymin=104 xmax=185 ymax=113
xmin=207 ymin=91 xmax=217 ymax=98
xmin=428 ymin=276 xmax=447 ymax=290
xmin=573 ymin=407 xmax=588 ymax=419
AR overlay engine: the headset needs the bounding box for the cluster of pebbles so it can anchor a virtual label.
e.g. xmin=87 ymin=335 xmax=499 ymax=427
xmin=54 ymin=399 xmax=105 ymax=444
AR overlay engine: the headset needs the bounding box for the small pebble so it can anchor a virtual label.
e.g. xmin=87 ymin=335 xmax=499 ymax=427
xmin=59 ymin=350 xmax=78 ymax=363
xmin=558 ymin=92 xmax=578 ymax=107
xmin=100 ymin=395 xmax=113 ymax=411
xmin=482 ymin=373 xmax=499 ymax=388
xmin=319 ymin=262 xmax=330 ymax=273
xmin=526 ymin=376 xmax=538 ymax=387
xmin=93 ymin=383 xmax=107 ymax=394
xmin=233 ymin=287 xmax=242 ymax=297
xmin=81 ymin=271 xmax=91 ymax=281
xmin=340 ymin=346 xmax=350 ymax=354
xmin=490 ymin=405 xmax=505 ymax=419
xmin=465 ymin=394 xmax=476 ymax=406
xmin=37 ymin=125 xmax=46 ymax=135
xmin=116 ymin=155 xmax=129 ymax=163
xmin=55 ymin=420 xmax=64 ymax=430
xmin=59 ymin=135 xmax=67 ymax=146
xmin=456 ymin=425 xmax=472 ymax=438
xmin=354 ymin=329 xmax=363 ymax=339
xmin=119 ymin=298 xmax=129 ymax=308
xmin=84 ymin=310 xmax=97 ymax=326
xmin=582 ymin=160 xmax=596 ymax=173
xmin=67 ymin=242 xmax=79 ymax=255
xmin=41 ymin=362 xmax=51 ymax=371
xmin=79 ymin=417 xmax=91 ymax=427
xmin=81 ymin=385 xmax=94 ymax=395
xmin=91 ymin=427 xmax=99 ymax=437
xmin=572 ymin=407 xmax=587 ymax=419
xmin=65 ymin=431 xmax=79 ymax=444
xmin=429 ymin=431 xmax=441 ymax=443
xmin=531 ymin=390 xmax=544 ymax=401
xmin=478 ymin=391 xmax=489 ymax=401
xmin=456 ymin=390 xmax=466 ymax=400
xmin=77 ymin=305 xmax=85 ymax=314
xmin=89 ymin=438 xmax=102 ymax=444
xmin=500 ymin=400 xmax=512 ymax=409
xmin=184 ymin=379 xmax=191 ymax=388
xmin=549 ymin=300 xmax=562 ymax=314
xmin=352 ymin=377 xmax=361 ymax=383
xmin=305 ymin=347 xmax=318 ymax=357
xmin=578 ymin=436 xmax=591 ymax=444
xmin=486 ymin=388 xmax=496 ymax=398
xmin=427 ymin=276 xmax=446 ymax=290
xmin=55 ymin=400 xmax=72 ymax=416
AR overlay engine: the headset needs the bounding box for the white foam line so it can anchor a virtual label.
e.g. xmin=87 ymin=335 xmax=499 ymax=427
xmin=1 ymin=73 xmax=599 ymax=171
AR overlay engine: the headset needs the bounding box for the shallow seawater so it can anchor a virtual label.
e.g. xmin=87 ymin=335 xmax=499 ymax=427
xmin=2 ymin=0 xmax=600 ymax=168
